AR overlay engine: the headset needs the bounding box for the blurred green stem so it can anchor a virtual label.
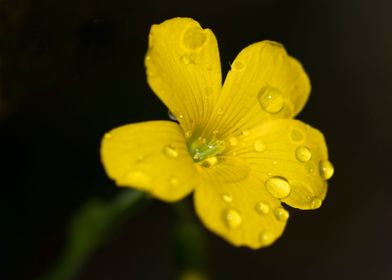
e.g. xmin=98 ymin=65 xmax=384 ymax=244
xmin=41 ymin=189 xmax=147 ymax=280
xmin=173 ymin=201 xmax=210 ymax=280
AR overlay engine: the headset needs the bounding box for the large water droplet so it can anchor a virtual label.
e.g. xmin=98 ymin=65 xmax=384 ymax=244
xmin=258 ymin=86 xmax=284 ymax=113
xmin=296 ymin=146 xmax=312 ymax=162
xmin=163 ymin=145 xmax=179 ymax=158
xmin=254 ymin=140 xmax=266 ymax=152
xmin=273 ymin=207 xmax=289 ymax=222
xmin=255 ymin=202 xmax=270 ymax=215
xmin=168 ymin=111 xmax=177 ymax=121
xmin=182 ymin=26 xmax=207 ymax=50
xmin=259 ymin=231 xmax=275 ymax=246
xmin=311 ymin=197 xmax=322 ymax=209
xmin=223 ymin=208 xmax=242 ymax=229
xmin=221 ymin=193 xmax=233 ymax=203
xmin=265 ymin=176 xmax=291 ymax=199
xmin=319 ymin=160 xmax=334 ymax=180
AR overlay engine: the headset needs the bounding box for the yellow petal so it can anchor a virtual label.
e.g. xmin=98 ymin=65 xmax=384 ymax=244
xmin=194 ymin=164 xmax=287 ymax=249
xmin=230 ymin=119 xmax=332 ymax=209
xmin=101 ymin=121 xmax=199 ymax=202
xmin=205 ymin=41 xmax=310 ymax=138
xmin=145 ymin=18 xmax=222 ymax=136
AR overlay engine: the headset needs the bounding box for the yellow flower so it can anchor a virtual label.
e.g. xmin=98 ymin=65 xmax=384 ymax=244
xmin=101 ymin=18 xmax=334 ymax=249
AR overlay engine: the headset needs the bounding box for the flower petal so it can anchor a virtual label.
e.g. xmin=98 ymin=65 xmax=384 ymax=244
xmin=206 ymin=41 xmax=310 ymax=138
xmin=194 ymin=168 xmax=287 ymax=249
xmin=145 ymin=18 xmax=222 ymax=136
xmin=101 ymin=121 xmax=199 ymax=202
xmin=230 ymin=119 xmax=332 ymax=209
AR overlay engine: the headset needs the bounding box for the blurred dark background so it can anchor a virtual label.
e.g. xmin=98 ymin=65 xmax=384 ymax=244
xmin=1 ymin=0 xmax=391 ymax=279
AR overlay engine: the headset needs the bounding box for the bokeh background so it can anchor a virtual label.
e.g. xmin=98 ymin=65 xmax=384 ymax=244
xmin=1 ymin=0 xmax=392 ymax=279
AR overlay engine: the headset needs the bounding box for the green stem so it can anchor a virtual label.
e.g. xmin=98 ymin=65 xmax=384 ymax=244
xmin=40 ymin=189 xmax=147 ymax=280
xmin=173 ymin=200 xmax=210 ymax=280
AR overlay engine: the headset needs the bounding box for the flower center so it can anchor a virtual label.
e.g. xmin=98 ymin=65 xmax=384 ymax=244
xmin=187 ymin=136 xmax=226 ymax=168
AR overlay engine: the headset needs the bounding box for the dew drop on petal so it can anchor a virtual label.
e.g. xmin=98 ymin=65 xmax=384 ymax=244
xmin=305 ymin=162 xmax=315 ymax=174
xmin=182 ymin=26 xmax=207 ymax=50
xmin=242 ymin=129 xmax=250 ymax=136
xmin=124 ymin=170 xmax=151 ymax=186
xmin=217 ymin=108 xmax=224 ymax=115
xmin=104 ymin=133 xmax=112 ymax=139
xmin=258 ymin=86 xmax=284 ymax=113
xmin=296 ymin=146 xmax=312 ymax=162
xmin=265 ymin=176 xmax=291 ymax=199
xmin=181 ymin=55 xmax=191 ymax=65
xmin=200 ymin=156 xmax=218 ymax=168
xmin=229 ymin=137 xmax=238 ymax=146
xmin=168 ymin=110 xmax=177 ymax=121
xmin=254 ymin=140 xmax=266 ymax=152
xmin=290 ymin=128 xmax=304 ymax=142
xmin=223 ymin=208 xmax=242 ymax=229
xmin=169 ymin=177 xmax=179 ymax=186
xmin=221 ymin=193 xmax=233 ymax=203
xmin=185 ymin=131 xmax=192 ymax=138
xmin=259 ymin=231 xmax=275 ymax=246
xmin=255 ymin=202 xmax=270 ymax=215
xmin=319 ymin=160 xmax=334 ymax=180
xmin=273 ymin=207 xmax=289 ymax=222
xmin=163 ymin=145 xmax=179 ymax=158
xmin=311 ymin=197 xmax=322 ymax=209
xmin=232 ymin=60 xmax=244 ymax=71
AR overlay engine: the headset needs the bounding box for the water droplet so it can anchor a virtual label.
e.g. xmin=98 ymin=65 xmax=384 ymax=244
xmin=104 ymin=133 xmax=112 ymax=139
xmin=169 ymin=177 xmax=179 ymax=186
xmin=223 ymin=208 xmax=242 ymax=229
xmin=305 ymin=162 xmax=315 ymax=174
xmin=124 ymin=170 xmax=151 ymax=185
xmin=254 ymin=140 xmax=266 ymax=152
xmin=168 ymin=111 xmax=177 ymax=121
xmin=217 ymin=108 xmax=224 ymax=115
xmin=229 ymin=137 xmax=238 ymax=146
xmin=182 ymin=26 xmax=207 ymax=50
xmin=232 ymin=60 xmax=244 ymax=71
xmin=212 ymin=129 xmax=219 ymax=135
xmin=290 ymin=128 xmax=304 ymax=142
xmin=273 ymin=207 xmax=289 ymax=222
xmin=242 ymin=130 xmax=250 ymax=136
xmin=259 ymin=231 xmax=275 ymax=246
xmin=265 ymin=176 xmax=291 ymax=199
xmin=145 ymin=55 xmax=151 ymax=61
xmin=319 ymin=160 xmax=334 ymax=180
xmin=163 ymin=145 xmax=179 ymax=158
xmin=258 ymin=86 xmax=284 ymax=113
xmin=181 ymin=55 xmax=191 ymax=65
xmin=272 ymin=160 xmax=278 ymax=166
xmin=296 ymin=146 xmax=312 ymax=162
xmin=311 ymin=197 xmax=322 ymax=209
xmin=255 ymin=202 xmax=270 ymax=215
xmin=221 ymin=193 xmax=233 ymax=203
xmin=185 ymin=131 xmax=192 ymax=138
xmin=200 ymin=156 xmax=218 ymax=168
xmin=178 ymin=114 xmax=184 ymax=119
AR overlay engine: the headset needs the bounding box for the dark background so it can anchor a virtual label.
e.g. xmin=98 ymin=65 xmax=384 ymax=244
xmin=1 ymin=0 xmax=391 ymax=279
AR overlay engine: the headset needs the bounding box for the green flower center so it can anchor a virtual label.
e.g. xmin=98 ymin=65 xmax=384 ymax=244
xmin=188 ymin=136 xmax=226 ymax=167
